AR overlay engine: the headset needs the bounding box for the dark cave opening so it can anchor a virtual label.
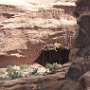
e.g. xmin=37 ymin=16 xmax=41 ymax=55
xmin=35 ymin=44 xmax=70 ymax=66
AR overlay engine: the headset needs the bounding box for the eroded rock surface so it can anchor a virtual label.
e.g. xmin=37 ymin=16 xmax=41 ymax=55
xmin=0 ymin=70 xmax=66 ymax=90
xmin=0 ymin=0 xmax=76 ymax=67
xmin=76 ymin=72 xmax=90 ymax=90
xmin=63 ymin=0 xmax=90 ymax=90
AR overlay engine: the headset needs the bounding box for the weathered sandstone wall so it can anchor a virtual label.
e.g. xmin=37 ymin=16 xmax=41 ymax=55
xmin=0 ymin=0 xmax=76 ymax=67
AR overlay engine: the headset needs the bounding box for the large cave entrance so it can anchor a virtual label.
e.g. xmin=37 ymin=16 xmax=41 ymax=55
xmin=35 ymin=44 xmax=70 ymax=66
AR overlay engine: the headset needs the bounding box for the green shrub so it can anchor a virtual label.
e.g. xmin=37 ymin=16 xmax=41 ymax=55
xmin=0 ymin=76 xmax=11 ymax=80
xmin=45 ymin=63 xmax=58 ymax=74
xmin=20 ymin=64 xmax=29 ymax=70
xmin=8 ymin=70 xmax=23 ymax=79
xmin=30 ymin=68 xmax=38 ymax=76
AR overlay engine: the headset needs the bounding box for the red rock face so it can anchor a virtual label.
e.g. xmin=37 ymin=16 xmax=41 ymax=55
xmin=63 ymin=0 xmax=90 ymax=90
xmin=0 ymin=0 xmax=76 ymax=67
xmin=76 ymin=72 xmax=90 ymax=90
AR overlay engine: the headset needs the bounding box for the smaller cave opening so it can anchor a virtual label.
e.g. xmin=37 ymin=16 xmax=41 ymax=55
xmin=35 ymin=44 xmax=70 ymax=66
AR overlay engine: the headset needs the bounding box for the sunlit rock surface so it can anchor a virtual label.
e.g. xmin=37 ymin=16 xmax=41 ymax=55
xmin=0 ymin=0 xmax=76 ymax=67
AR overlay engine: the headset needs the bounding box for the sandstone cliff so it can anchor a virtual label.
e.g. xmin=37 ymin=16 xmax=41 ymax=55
xmin=0 ymin=0 xmax=76 ymax=67
xmin=0 ymin=0 xmax=77 ymax=90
